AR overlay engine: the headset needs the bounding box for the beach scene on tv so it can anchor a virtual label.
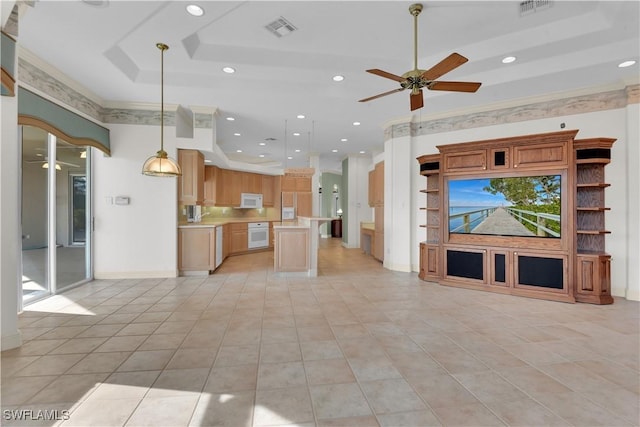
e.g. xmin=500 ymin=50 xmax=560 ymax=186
xmin=448 ymin=175 xmax=561 ymax=238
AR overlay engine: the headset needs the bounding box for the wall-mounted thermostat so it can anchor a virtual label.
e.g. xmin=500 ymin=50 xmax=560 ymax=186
xmin=115 ymin=196 xmax=130 ymax=205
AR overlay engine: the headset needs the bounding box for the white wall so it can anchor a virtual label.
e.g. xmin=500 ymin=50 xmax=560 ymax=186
xmin=625 ymin=102 xmax=640 ymax=300
xmin=402 ymin=107 xmax=637 ymax=300
xmin=93 ymin=125 xmax=212 ymax=278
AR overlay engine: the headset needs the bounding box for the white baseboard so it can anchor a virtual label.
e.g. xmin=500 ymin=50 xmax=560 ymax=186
xmin=1 ymin=331 xmax=22 ymax=351
xmin=383 ymin=261 xmax=412 ymax=273
xmin=94 ymin=270 xmax=178 ymax=280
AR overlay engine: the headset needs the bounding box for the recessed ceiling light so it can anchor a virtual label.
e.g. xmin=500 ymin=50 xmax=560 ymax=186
xmin=618 ymin=60 xmax=636 ymax=68
xmin=236 ymin=149 xmax=243 ymax=153
xmin=259 ymin=154 xmax=265 ymax=158
xmin=341 ymin=138 xmax=348 ymax=142
xmin=359 ymin=151 xmax=365 ymax=154
xmin=293 ymin=132 xmax=300 ymax=136
xmin=186 ymin=4 xmax=204 ymax=16
xmin=204 ymin=159 xmax=212 ymax=163
xmin=259 ymin=142 xmax=266 ymax=146
xmin=352 ymin=121 xmax=360 ymax=126
xmin=297 ymin=114 xmax=305 ymax=119
xmin=502 ymin=56 xmax=516 ymax=64
xmin=222 ymin=66 xmax=236 ymax=74
xmin=295 ymin=149 xmax=301 ymax=153
xmin=234 ymin=133 xmax=241 ymax=136
xmin=333 ymin=75 xmax=344 ymax=82
xmin=287 ymin=156 xmax=293 ymax=160
xmin=226 ymin=117 xmax=235 ymax=121
xmin=332 ymin=149 xmax=338 ymax=153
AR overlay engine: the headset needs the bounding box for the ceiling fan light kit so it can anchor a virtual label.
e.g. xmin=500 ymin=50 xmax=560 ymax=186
xmin=359 ymin=3 xmax=482 ymax=111
xmin=142 ymin=43 xmax=182 ymax=177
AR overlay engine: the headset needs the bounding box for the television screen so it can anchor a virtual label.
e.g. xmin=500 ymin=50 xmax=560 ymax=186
xmin=448 ymin=175 xmax=561 ymax=238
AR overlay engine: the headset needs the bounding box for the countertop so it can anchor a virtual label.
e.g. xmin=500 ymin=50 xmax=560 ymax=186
xmin=361 ymin=222 xmax=375 ymax=231
xmin=178 ymin=218 xmax=279 ymax=228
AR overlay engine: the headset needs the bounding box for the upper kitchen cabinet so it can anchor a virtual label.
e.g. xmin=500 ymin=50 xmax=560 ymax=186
xmin=178 ymin=149 xmax=204 ymax=205
xmin=262 ymin=175 xmax=275 ymax=207
xmin=203 ymin=165 xmax=217 ymax=206
xmin=243 ymin=172 xmax=262 ymax=194
xmin=217 ymin=169 xmax=242 ymax=207
xmin=281 ymin=175 xmax=311 ymax=192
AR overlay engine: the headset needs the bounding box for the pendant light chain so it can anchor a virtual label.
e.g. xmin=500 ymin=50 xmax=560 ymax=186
xmin=158 ymin=43 xmax=168 ymax=154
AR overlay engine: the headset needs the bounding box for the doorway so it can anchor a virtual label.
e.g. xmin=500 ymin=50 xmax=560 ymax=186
xmin=20 ymin=126 xmax=92 ymax=304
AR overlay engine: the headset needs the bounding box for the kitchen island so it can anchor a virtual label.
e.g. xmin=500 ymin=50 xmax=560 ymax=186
xmin=273 ymin=217 xmax=331 ymax=277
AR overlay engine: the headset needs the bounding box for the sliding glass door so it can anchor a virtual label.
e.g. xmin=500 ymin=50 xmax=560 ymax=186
xmin=21 ymin=125 xmax=92 ymax=304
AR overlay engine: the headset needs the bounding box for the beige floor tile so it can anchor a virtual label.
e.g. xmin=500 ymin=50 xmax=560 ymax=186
xmin=115 ymin=322 xmax=161 ymax=336
xmin=146 ymin=367 xmax=209 ymax=397
xmin=429 ymin=349 xmax=491 ymax=375
xmin=0 ymin=375 xmax=58 ymax=405
xmin=300 ymin=340 xmax=344 ymax=361
xmin=254 ymin=386 xmax=314 ymax=426
xmin=260 ymin=342 xmax=302 ymax=364
xmin=116 ymin=349 xmax=175 ymax=372
xmin=484 ymin=396 xmax=571 ymax=426
xmin=296 ymin=325 xmax=336 ymax=342
xmin=76 ymin=323 xmax=126 ymax=338
xmin=347 ymin=356 xmax=403 ymax=382
xmin=13 ymin=353 xmax=86 ymax=376
xmin=496 ymin=366 xmax=573 ymax=398
xmin=377 ymin=410 xmax=441 ymax=427
xmin=0 ymin=355 xmax=39 ymax=378
xmin=412 ymin=373 xmax=480 ymax=409
xmin=37 ymin=326 xmax=90 ymax=340
xmin=535 ymin=391 xmax=633 ymax=426
xmin=360 ymin=378 xmax=426 ymax=415
xmin=48 ymin=337 xmax=108 ymax=355
xmin=67 ymin=351 xmax=130 ymax=374
xmin=138 ymin=333 xmax=186 ymax=351
xmin=205 ymin=365 xmax=258 ymax=392
xmin=304 ymin=358 xmax=356 ymax=385
xmin=257 ymin=361 xmax=307 ymax=389
xmin=215 ymin=344 xmax=260 ymax=367
xmin=165 ymin=347 xmax=216 ymax=370
xmin=317 ymin=415 xmax=380 ymax=426
xmin=94 ymin=335 xmax=147 ymax=352
xmin=89 ymin=370 xmax=161 ymax=400
xmin=132 ymin=311 xmax=172 ymax=323
xmin=62 ymin=397 xmax=140 ymax=427
xmin=189 ymin=391 xmax=255 ymax=427
xmin=1 ymin=339 xmax=67 ymax=357
xmin=28 ymin=373 xmax=108 ymax=404
xmin=432 ymin=402 xmax=506 ymax=426
xmin=309 ymin=382 xmax=373 ymax=420
xmin=125 ymin=395 xmax=199 ymax=426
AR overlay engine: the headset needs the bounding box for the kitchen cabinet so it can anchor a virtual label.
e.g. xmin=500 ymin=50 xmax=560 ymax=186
xmin=297 ymin=192 xmax=313 ymax=217
xmin=178 ymin=226 xmax=215 ymax=273
xmin=178 ymin=149 xmax=204 ymax=205
xmin=281 ymin=176 xmax=311 ymax=192
xmin=243 ymin=172 xmax=262 ymax=194
xmin=203 ymin=165 xmax=217 ymax=206
xmin=282 ymin=191 xmax=295 ymax=208
xmin=217 ymin=169 xmax=242 ymax=207
xmin=368 ymin=169 xmax=375 ymax=207
xmin=230 ymin=222 xmax=248 ymax=254
xmin=262 ymin=175 xmax=275 ymax=207
xmin=223 ymin=223 xmax=230 ymax=259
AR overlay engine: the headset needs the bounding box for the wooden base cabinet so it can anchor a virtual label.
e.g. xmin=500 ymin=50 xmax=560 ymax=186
xmin=575 ymin=254 xmax=613 ymax=304
xmin=178 ymin=227 xmax=215 ymax=273
xmin=230 ymin=223 xmax=248 ymax=254
xmin=419 ymin=243 xmax=439 ymax=280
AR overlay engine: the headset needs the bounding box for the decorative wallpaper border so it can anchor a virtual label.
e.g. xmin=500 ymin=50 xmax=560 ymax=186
xmin=18 ymin=58 xmax=214 ymax=129
xmin=384 ymin=84 xmax=639 ymax=141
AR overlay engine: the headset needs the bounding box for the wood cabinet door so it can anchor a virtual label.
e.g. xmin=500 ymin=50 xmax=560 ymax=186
xmin=368 ymin=170 xmax=375 ymax=207
xmin=282 ymin=191 xmax=295 ymax=208
xmin=297 ymin=192 xmax=313 ymax=217
xmin=223 ymin=224 xmax=230 ymax=259
xmin=217 ymin=169 xmax=242 ymax=207
xmin=230 ymin=223 xmax=248 ymax=254
xmin=178 ymin=228 xmax=213 ymax=270
xmin=374 ymin=162 xmax=384 ymax=205
xmin=203 ymin=166 xmax=217 ymax=206
xmin=262 ymin=175 xmax=275 ymax=207
xmin=295 ymin=177 xmax=311 ymax=192
xmin=242 ymin=172 xmax=262 ymax=194
xmin=178 ymin=149 xmax=204 ymax=205
xmin=281 ymin=176 xmax=296 ymax=192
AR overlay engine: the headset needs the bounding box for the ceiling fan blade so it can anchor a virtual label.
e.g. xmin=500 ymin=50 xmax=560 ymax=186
xmin=410 ymin=90 xmax=424 ymax=111
xmin=359 ymin=88 xmax=405 ymax=103
xmin=428 ymin=81 xmax=482 ymax=92
xmin=421 ymin=52 xmax=469 ymax=81
xmin=366 ymin=69 xmax=406 ymax=83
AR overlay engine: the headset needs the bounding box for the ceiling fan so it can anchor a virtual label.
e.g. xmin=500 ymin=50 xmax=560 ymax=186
xmin=359 ymin=3 xmax=482 ymax=111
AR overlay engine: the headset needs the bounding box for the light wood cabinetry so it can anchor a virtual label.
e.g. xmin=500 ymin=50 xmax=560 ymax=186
xmin=281 ymin=176 xmax=311 ymax=192
xmin=296 ymin=192 xmax=313 ymax=217
xmin=262 ymin=175 xmax=275 ymax=207
xmin=223 ymin=223 xmax=230 ymax=259
xmin=373 ymin=206 xmax=384 ymax=261
xmin=230 ymin=222 xmax=248 ymax=254
xmin=203 ymin=165 xmax=217 ymax=206
xmin=368 ymin=170 xmax=375 ymax=207
xmin=243 ymin=172 xmax=262 ymax=194
xmin=178 ymin=149 xmax=204 ymax=205
xmin=417 ymin=130 xmax=616 ymax=304
xmin=367 ymin=161 xmax=384 ymax=261
xmin=178 ymin=227 xmax=215 ymax=272
xmin=282 ymin=191 xmax=295 ymax=208
xmin=274 ymin=227 xmax=310 ymax=272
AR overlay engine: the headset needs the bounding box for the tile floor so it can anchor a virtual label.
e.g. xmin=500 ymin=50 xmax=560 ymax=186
xmin=2 ymin=239 xmax=639 ymax=426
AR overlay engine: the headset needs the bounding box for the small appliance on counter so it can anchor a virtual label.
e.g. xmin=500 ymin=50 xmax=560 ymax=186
xmin=186 ymin=205 xmax=202 ymax=222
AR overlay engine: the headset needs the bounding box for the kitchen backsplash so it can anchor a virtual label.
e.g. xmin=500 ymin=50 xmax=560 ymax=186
xmin=178 ymin=205 xmax=277 ymax=222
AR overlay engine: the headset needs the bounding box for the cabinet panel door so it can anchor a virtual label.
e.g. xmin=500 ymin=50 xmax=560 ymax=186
xmin=282 ymin=192 xmax=295 ymax=208
xmin=443 ymin=150 xmax=487 ymax=172
xmin=242 ymin=172 xmax=262 ymax=194
xmin=281 ymin=176 xmax=296 ymax=192
xmin=203 ymin=166 xmax=217 ymax=206
xmin=295 ymin=177 xmax=311 ymax=192
xmin=297 ymin=192 xmax=313 ymax=217
xmin=178 ymin=228 xmax=213 ymax=270
xmin=374 ymin=162 xmax=384 ymax=205
xmin=178 ymin=149 xmax=204 ymax=205
xmin=368 ymin=170 xmax=375 ymax=207
xmin=230 ymin=230 xmax=248 ymax=254
xmin=262 ymin=175 xmax=275 ymax=207
xmin=513 ymin=142 xmax=568 ymax=169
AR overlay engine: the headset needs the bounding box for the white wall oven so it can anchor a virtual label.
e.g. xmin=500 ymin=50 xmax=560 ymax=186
xmin=248 ymin=222 xmax=269 ymax=249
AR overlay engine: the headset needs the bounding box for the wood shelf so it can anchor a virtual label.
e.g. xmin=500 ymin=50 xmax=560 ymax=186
xmin=577 ymin=183 xmax=610 ymax=188
xmin=576 ymin=207 xmax=610 ymax=211
xmin=577 ymin=230 xmax=611 ymax=235
xmin=420 ymin=189 xmax=439 ymax=193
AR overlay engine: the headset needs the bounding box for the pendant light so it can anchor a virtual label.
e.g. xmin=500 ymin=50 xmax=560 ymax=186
xmin=142 ymin=43 xmax=182 ymax=177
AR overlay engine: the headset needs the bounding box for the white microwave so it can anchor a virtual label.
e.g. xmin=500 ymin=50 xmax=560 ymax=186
xmin=240 ymin=193 xmax=263 ymax=209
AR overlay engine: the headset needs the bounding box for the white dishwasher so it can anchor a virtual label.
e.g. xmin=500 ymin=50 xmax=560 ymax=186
xmin=215 ymin=226 xmax=223 ymax=268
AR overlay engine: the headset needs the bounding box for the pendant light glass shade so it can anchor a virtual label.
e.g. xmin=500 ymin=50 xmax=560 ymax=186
xmin=142 ymin=43 xmax=182 ymax=177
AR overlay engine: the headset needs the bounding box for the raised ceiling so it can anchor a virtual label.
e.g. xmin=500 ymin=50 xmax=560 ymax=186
xmin=16 ymin=1 xmax=640 ymax=172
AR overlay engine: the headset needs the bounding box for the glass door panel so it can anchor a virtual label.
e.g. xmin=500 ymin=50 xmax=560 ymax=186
xmin=21 ymin=126 xmax=50 ymax=302
xmin=56 ymin=142 xmax=90 ymax=290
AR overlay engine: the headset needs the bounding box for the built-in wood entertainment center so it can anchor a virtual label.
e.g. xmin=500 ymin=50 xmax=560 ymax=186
xmin=417 ymin=130 xmax=615 ymax=304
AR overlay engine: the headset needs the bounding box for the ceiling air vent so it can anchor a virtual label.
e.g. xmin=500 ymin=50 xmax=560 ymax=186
xmin=520 ymin=0 xmax=552 ymax=16
xmin=265 ymin=17 xmax=297 ymax=38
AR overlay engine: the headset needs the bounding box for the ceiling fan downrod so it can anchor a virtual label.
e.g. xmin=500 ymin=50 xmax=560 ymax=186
xmin=410 ymin=3 xmax=423 ymax=73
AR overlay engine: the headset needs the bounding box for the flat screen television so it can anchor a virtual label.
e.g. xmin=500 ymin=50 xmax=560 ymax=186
xmin=447 ymin=175 xmax=561 ymax=238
